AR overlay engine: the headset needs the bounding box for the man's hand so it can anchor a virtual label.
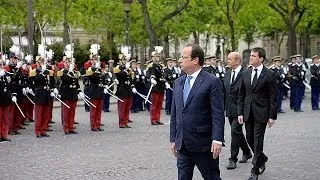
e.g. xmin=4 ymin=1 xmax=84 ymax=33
xmin=211 ymin=142 xmax=222 ymax=159
xmin=268 ymin=119 xmax=275 ymax=128
xmin=238 ymin=115 xmax=244 ymax=124
xmin=170 ymin=143 xmax=177 ymax=157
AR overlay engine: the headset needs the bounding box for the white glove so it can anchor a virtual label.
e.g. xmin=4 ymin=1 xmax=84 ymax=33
xmin=165 ymin=82 xmax=171 ymax=89
xmin=151 ymin=78 xmax=157 ymax=85
xmin=95 ymin=62 xmax=101 ymax=68
xmin=301 ymin=71 xmax=305 ymax=76
xmin=41 ymin=65 xmax=47 ymax=71
xmin=125 ymin=62 xmax=130 ymax=69
xmin=114 ymin=79 xmax=119 ymax=84
xmin=221 ymin=74 xmax=224 ymax=78
xmin=22 ymin=64 xmax=27 ymax=70
xmin=142 ymin=76 xmax=145 ymax=80
xmin=16 ymin=61 xmax=23 ymax=68
xmin=69 ymin=63 xmax=74 ymax=72
xmin=172 ymin=74 xmax=176 ymax=78
xmin=215 ymin=73 xmax=220 ymax=78
xmin=103 ymin=88 xmax=108 ymax=94
xmin=132 ymin=88 xmax=137 ymax=94
xmin=12 ymin=96 xmax=17 ymax=103
xmin=281 ymin=74 xmax=285 ymax=79
xmin=78 ymin=92 xmax=85 ymax=99
xmin=53 ymin=88 xmax=59 ymax=95
xmin=28 ymin=88 xmax=34 ymax=95
xmin=0 ymin=69 xmax=5 ymax=77
xmin=50 ymin=92 xmax=55 ymax=97
xmin=22 ymin=88 xmax=27 ymax=95
xmin=108 ymin=72 xmax=112 ymax=77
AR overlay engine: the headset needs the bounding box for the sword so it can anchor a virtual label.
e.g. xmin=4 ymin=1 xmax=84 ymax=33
xmin=135 ymin=91 xmax=152 ymax=104
xmin=25 ymin=93 xmax=35 ymax=105
xmin=84 ymin=94 xmax=90 ymax=100
xmin=105 ymin=88 xmax=124 ymax=102
xmin=282 ymin=83 xmax=290 ymax=90
xmin=80 ymin=96 xmax=96 ymax=108
xmin=14 ymin=102 xmax=25 ymax=118
xmin=145 ymin=83 xmax=154 ymax=104
xmin=303 ymin=81 xmax=311 ymax=90
xmin=54 ymin=94 xmax=70 ymax=109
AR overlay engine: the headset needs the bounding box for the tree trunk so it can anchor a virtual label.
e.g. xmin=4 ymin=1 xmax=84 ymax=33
xmin=174 ymin=37 xmax=179 ymax=59
xmin=287 ymin=22 xmax=297 ymax=56
xmin=164 ymin=34 xmax=170 ymax=58
xmin=230 ymin=20 xmax=236 ymax=51
xmin=63 ymin=0 xmax=70 ymax=47
xmin=204 ymin=33 xmax=209 ymax=56
xmin=193 ymin=31 xmax=199 ymax=45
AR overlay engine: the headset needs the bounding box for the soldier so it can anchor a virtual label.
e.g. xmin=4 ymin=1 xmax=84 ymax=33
xmin=57 ymin=56 xmax=83 ymax=134
xmin=83 ymin=58 xmax=92 ymax=112
xmin=203 ymin=56 xmax=215 ymax=74
xmin=23 ymin=55 xmax=35 ymax=123
xmin=216 ymin=59 xmax=225 ymax=82
xmin=288 ymin=55 xmax=305 ymax=112
xmin=310 ymin=55 xmax=320 ymax=110
xmin=31 ymin=57 xmax=52 ymax=138
xmin=0 ymin=57 xmax=13 ymax=142
xmin=270 ymin=56 xmax=286 ymax=113
xmin=114 ymin=55 xmax=135 ymax=128
xmin=130 ymin=60 xmax=145 ymax=113
xmin=163 ymin=58 xmax=175 ymax=115
xmin=136 ymin=61 xmax=147 ymax=111
xmin=102 ymin=61 xmax=114 ymax=112
xmin=85 ymin=56 xmax=106 ymax=131
xmin=146 ymin=52 xmax=165 ymax=125
xmin=7 ymin=54 xmax=24 ymax=135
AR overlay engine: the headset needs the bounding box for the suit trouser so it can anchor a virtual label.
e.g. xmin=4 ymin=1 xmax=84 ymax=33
xmin=292 ymin=85 xmax=304 ymax=110
xmin=35 ymin=104 xmax=50 ymax=135
xmin=90 ymin=99 xmax=103 ymax=129
xmin=0 ymin=105 xmax=11 ymax=138
xmin=9 ymin=101 xmax=24 ymax=133
xmin=118 ymin=97 xmax=132 ymax=126
xmin=131 ymin=93 xmax=140 ymax=112
xmin=150 ymin=92 xmax=164 ymax=122
xmin=311 ymin=85 xmax=320 ymax=108
xmin=245 ymin=117 xmax=268 ymax=173
xmin=165 ymin=89 xmax=173 ymax=113
xmin=62 ymin=100 xmax=77 ymax=132
xmin=177 ymin=144 xmax=221 ymax=180
xmin=228 ymin=117 xmax=251 ymax=162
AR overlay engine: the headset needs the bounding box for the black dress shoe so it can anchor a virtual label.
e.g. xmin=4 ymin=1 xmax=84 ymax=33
xmin=128 ymin=120 xmax=133 ymax=123
xmin=248 ymin=173 xmax=258 ymax=180
xmin=74 ymin=122 xmax=79 ymax=124
xmin=100 ymin=123 xmax=104 ymax=126
xmin=258 ymin=165 xmax=266 ymax=174
xmin=41 ymin=133 xmax=50 ymax=137
xmin=294 ymin=109 xmax=304 ymax=112
xmin=49 ymin=121 xmax=55 ymax=124
xmin=91 ymin=128 xmax=98 ymax=131
xmin=226 ymin=161 xmax=237 ymax=170
xmin=1 ymin=138 xmax=11 ymax=142
xmin=98 ymin=128 xmax=104 ymax=131
xmin=156 ymin=121 xmax=164 ymax=125
xmin=151 ymin=122 xmax=157 ymax=125
xmin=239 ymin=154 xmax=253 ymax=163
xmin=19 ymin=126 xmax=26 ymax=129
xmin=29 ymin=119 xmax=35 ymax=122
xmin=36 ymin=134 xmax=42 ymax=138
xmin=65 ymin=131 xmax=70 ymax=135
xmin=70 ymin=131 xmax=78 ymax=134
xmin=14 ymin=131 xmax=21 ymax=135
xmin=47 ymin=129 xmax=53 ymax=132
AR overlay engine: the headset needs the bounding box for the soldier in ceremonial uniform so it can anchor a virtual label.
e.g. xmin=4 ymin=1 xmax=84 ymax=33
xmin=85 ymin=56 xmax=106 ymax=131
xmin=130 ymin=60 xmax=145 ymax=113
xmin=203 ymin=56 xmax=215 ymax=74
xmin=102 ymin=61 xmax=114 ymax=112
xmin=146 ymin=52 xmax=165 ymax=125
xmin=31 ymin=57 xmax=52 ymax=138
xmin=23 ymin=55 xmax=35 ymax=123
xmin=83 ymin=58 xmax=92 ymax=112
xmin=216 ymin=59 xmax=226 ymax=83
xmin=114 ymin=55 xmax=135 ymax=128
xmin=163 ymin=58 xmax=175 ymax=115
xmin=288 ymin=55 xmax=305 ymax=112
xmin=8 ymin=54 xmax=24 ymax=135
xmin=57 ymin=56 xmax=83 ymax=134
xmin=310 ymin=55 xmax=320 ymax=110
xmin=0 ymin=57 xmax=13 ymax=142
xmin=270 ymin=56 xmax=286 ymax=113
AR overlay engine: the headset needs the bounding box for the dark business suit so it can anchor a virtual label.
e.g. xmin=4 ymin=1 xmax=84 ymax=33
xmin=224 ymin=67 xmax=251 ymax=163
xmin=170 ymin=69 xmax=225 ymax=180
xmin=238 ymin=66 xmax=277 ymax=173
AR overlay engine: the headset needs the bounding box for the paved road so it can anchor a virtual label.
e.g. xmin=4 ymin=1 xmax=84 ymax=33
xmin=0 ymin=93 xmax=319 ymax=180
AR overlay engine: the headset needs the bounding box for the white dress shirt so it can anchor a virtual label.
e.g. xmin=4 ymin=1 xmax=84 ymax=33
xmin=251 ymin=64 xmax=263 ymax=84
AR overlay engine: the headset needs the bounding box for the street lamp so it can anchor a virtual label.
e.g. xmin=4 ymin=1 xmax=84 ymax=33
xmin=123 ymin=0 xmax=133 ymax=46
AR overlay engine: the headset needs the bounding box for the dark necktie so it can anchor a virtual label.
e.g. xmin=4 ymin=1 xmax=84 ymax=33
xmin=231 ymin=70 xmax=235 ymax=84
xmin=252 ymin=69 xmax=258 ymax=87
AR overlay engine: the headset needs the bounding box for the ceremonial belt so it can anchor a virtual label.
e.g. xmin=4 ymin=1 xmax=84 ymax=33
xmin=36 ymin=86 xmax=50 ymax=90
xmin=91 ymin=83 xmax=105 ymax=87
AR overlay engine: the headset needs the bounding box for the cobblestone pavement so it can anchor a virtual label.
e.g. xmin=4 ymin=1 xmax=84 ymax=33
xmin=0 ymin=93 xmax=319 ymax=180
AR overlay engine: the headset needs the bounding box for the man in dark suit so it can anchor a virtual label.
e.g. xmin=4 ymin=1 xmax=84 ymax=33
xmin=170 ymin=44 xmax=225 ymax=180
xmin=224 ymin=52 xmax=252 ymax=170
xmin=238 ymin=47 xmax=277 ymax=180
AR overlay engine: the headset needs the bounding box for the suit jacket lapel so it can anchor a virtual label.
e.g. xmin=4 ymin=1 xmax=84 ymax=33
xmin=184 ymin=70 xmax=205 ymax=108
xmin=231 ymin=67 xmax=243 ymax=86
xmin=252 ymin=67 xmax=266 ymax=90
xmin=178 ymin=75 xmax=186 ymax=109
